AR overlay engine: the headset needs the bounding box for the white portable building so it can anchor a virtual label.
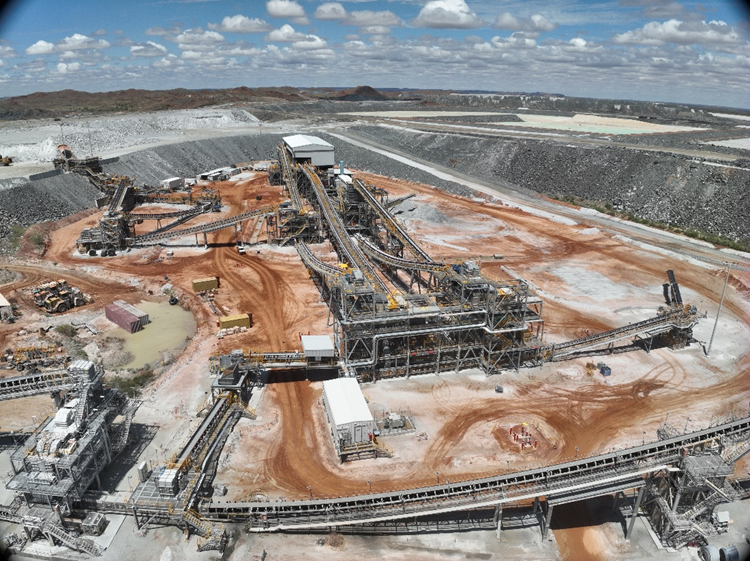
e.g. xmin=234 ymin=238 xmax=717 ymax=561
xmin=160 ymin=177 xmax=183 ymax=190
xmin=0 ymin=293 xmax=11 ymax=321
xmin=322 ymin=377 xmax=375 ymax=452
xmin=301 ymin=335 xmax=335 ymax=359
xmin=283 ymin=135 xmax=335 ymax=167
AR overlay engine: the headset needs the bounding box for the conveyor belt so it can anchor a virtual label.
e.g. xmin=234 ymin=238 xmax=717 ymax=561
xmin=278 ymin=145 xmax=303 ymax=209
xmin=108 ymin=183 xmax=129 ymax=213
xmin=201 ymin=415 xmax=750 ymax=529
xmin=356 ymin=235 xmax=447 ymax=274
xmin=127 ymin=206 xmax=277 ymax=245
xmin=353 ymin=178 xmax=433 ymax=263
xmin=295 ymin=241 xmax=344 ymax=279
xmin=301 ymin=164 xmax=388 ymax=294
xmin=127 ymin=203 xmax=210 ymax=222
xmin=0 ymin=368 xmax=75 ymax=402
xmin=174 ymin=396 xmax=230 ymax=467
xmin=549 ymin=309 xmax=693 ymax=358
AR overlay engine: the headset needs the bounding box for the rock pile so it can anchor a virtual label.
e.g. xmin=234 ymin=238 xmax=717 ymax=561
xmin=349 ymin=125 xmax=750 ymax=243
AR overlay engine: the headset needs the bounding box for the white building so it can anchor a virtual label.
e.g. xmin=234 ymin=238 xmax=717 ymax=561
xmin=0 ymin=293 xmax=11 ymax=321
xmin=160 ymin=177 xmax=184 ymax=190
xmin=301 ymin=335 xmax=335 ymax=363
xmin=322 ymin=377 xmax=375 ymax=459
xmin=283 ymin=135 xmax=335 ymax=167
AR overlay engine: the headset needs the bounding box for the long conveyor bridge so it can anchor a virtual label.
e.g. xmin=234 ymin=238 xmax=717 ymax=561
xmin=200 ymin=416 xmax=750 ymax=530
xmin=127 ymin=206 xmax=277 ymax=245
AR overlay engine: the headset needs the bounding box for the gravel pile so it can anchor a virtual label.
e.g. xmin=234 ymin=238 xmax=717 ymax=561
xmin=0 ymin=108 xmax=261 ymax=164
xmin=0 ymin=173 xmax=102 ymax=239
xmin=316 ymin=133 xmax=475 ymax=198
xmin=349 ymin=125 xmax=750 ymax=242
xmin=105 ymin=134 xmax=285 ymax=184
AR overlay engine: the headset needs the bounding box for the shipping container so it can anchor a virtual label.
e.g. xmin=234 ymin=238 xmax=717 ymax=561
xmin=192 ymin=277 xmax=219 ymax=292
xmin=219 ymin=313 xmax=252 ymax=329
xmin=105 ymin=303 xmax=142 ymax=333
xmin=114 ymin=300 xmax=150 ymax=325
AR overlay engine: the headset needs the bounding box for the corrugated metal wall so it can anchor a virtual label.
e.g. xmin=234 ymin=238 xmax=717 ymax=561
xmin=105 ymin=303 xmax=142 ymax=333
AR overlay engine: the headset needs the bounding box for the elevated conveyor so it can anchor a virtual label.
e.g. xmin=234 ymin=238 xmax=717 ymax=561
xmin=201 ymin=415 xmax=750 ymax=530
xmin=301 ymin=164 xmax=388 ymax=294
xmin=0 ymin=369 xmax=75 ymax=402
xmin=127 ymin=206 xmax=277 ymax=245
xmin=295 ymin=241 xmax=345 ymax=279
xmin=353 ymin=178 xmax=433 ymax=263
xmin=356 ymin=234 xmax=447 ymax=274
xmin=277 ymin=144 xmax=304 ymax=209
xmin=547 ymin=308 xmax=696 ymax=359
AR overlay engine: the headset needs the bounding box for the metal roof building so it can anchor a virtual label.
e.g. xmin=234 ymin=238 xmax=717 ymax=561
xmin=301 ymin=335 xmax=335 ymax=359
xmin=283 ymin=135 xmax=335 ymax=167
xmin=322 ymin=377 xmax=375 ymax=458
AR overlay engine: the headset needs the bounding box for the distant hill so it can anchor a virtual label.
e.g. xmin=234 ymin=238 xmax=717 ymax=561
xmin=0 ymin=86 xmax=310 ymax=120
xmin=332 ymin=86 xmax=388 ymax=102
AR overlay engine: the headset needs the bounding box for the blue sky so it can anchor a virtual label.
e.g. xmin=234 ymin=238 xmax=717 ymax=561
xmin=0 ymin=0 xmax=748 ymax=108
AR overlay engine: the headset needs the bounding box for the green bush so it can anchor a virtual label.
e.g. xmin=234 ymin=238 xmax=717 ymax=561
xmin=54 ymin=324 xmax=78 ymax=338
xmin=109 ymin=368 xmax=155 ymax=397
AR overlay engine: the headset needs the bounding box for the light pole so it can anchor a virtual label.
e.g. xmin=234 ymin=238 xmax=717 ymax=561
xmin=307 ymin=485 xmax=312 ymax=500
xmin=436 ymin=471 xmax=439 ymax=484
xmin=643 ymin=431 xmax=646 ymax=445
xmin=367 ymin=480 xmax=371 ymax=494
xmin=575 ymin=446 xmax=579 ymax=459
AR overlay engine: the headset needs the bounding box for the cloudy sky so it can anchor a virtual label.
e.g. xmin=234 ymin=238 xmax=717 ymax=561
xmin=0 ymin=0 xmax=748 ymax=108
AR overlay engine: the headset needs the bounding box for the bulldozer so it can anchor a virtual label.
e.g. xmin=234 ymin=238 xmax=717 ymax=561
xmin=32 ymin=280 xmax=93 ymax=314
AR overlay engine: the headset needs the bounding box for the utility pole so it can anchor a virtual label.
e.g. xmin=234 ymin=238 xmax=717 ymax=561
xmin=707 ymin=264 xmax=730 ymax=356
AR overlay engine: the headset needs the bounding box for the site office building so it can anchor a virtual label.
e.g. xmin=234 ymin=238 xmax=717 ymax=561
xmin=322 ymin=377 xmax=375 ymax=458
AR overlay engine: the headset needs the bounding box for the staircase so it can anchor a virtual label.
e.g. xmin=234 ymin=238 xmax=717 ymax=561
xmin=721 ymin=439 xmax=750 ymax=464
xmin=43 ymin=523 xmax=102 ymax=556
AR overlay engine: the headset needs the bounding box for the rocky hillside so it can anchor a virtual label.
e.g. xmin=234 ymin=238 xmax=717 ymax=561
xmin=349 ymin=125 xmax=750 ymax=243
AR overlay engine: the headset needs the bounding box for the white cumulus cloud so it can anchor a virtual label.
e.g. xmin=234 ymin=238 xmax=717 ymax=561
xmin=174 ymin=28 xmax=225 ymax=52
xmin=265 ymin=24 xmax=307 ymax=42
xmin=314 ymin=2 xmax=346 ymax=21
xmin=56 ymin=62 xmax=80 ymax=74
xmin=614 ymin=19 xmax=743 ymax=47
xmin=25 ymin=40 xmax=55 ymax=55
xmin=494 ymin=13 xmax=557 ymax=32
xmin=345 ymin=10 xmax=401 ymax=28
xmin=266 ymin=0 xmax=309 ymax=25
xmin=130 ymin=41 xmax=169 ymax=58
xmin=208 ymin=15 xmax=272 ymax=33
xmin=413 ymin=0 xmax=483 ymax=29
xmin=58 ymin=33 xmax=110 ymax=51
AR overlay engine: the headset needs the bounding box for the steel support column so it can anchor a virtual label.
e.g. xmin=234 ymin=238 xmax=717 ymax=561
xmin=626 ymin=487 xmax=646 ymax=540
